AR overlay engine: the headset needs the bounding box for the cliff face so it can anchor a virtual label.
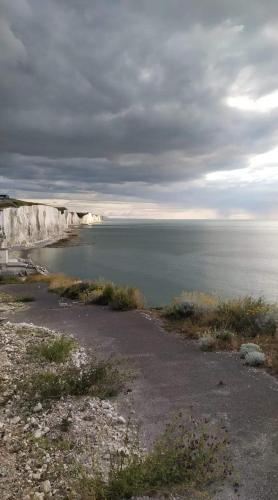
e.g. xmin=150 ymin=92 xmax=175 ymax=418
xmin=0 ymin=204 xmax=102 ymax=248
xmin=79 ymin=213 xmax=102 ymax=225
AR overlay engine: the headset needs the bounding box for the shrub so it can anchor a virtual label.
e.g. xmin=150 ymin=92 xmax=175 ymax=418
xmin=31 ymin=336 xmax=75 ymax=363
xmin=95 ymin=282 xmax=115 ymax=305
xmin=239 ymin=343 xmax=262 ymax=359
xmin=43 ymin=274 xmax=78 ymax=294
xmin=0 ymin=275 xmax=23 ymax=284
xmin=163 ymin=301 xmax=195 ymax=320
xmin=79 ymin=417 xmax=230 ymax=499
xmin=199 ymin=333 xmax=217 ymax=351
xmin=245 ymin=351 xmax=266 ymax=366
xmin=14 ymin=295 xmax=35 ymax=303
xmin=214 ymin=329 xmax=234 ymax=342
xmin=61 ymin=282 xmax=93 ymax=300
xmin=164 ymin=291 xmax=218 ymax=322
xmin=110 ymin=286 xmax=144 ymax=311
xmin=215 ymin=296 xmax=276 ymax=337
xmin=23 ymin=360 xmax=124 ymax=401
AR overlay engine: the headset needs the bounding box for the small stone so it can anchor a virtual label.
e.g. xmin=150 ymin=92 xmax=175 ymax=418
xmin=33 ymin=403 xmax=43 ymax=412
xmin=116 ymin=416 xmax=126 ymax=425
xmin=33 ymin=493 xmax=44 ymax=500
xmin=42 ymin=480 xmax=51 ymax=494
xmin=34 ymin=429 xmax=43 ymax=439
xmin=10 ymin=416 xmax=21 ymax=424
xmin=32 ymin=472 xmax=42 ymax=480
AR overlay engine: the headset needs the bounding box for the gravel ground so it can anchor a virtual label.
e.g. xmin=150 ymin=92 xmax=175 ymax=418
xmin=0 ymin=307 xmax=139 ymax=499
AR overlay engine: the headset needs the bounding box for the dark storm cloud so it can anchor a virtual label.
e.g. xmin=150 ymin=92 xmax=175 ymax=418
xmin=1 ymin=0 xmax=278 ymax=215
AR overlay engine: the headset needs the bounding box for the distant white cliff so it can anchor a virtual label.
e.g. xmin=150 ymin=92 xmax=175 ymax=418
xmin=0 ymin=204 xmax=102 ymax=248
xmin=79 ymin=212 xmax=102 ymax=225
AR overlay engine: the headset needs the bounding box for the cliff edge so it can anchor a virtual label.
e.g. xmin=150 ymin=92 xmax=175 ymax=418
xmin=0 ymin=203 xmax=102 ymax=249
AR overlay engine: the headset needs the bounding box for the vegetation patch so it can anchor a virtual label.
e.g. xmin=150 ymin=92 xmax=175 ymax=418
xmin=22 ymin=360 xmax=125 ymax=402
xmin=162 ymin=291 xmax=278 ymax=374
xmin=14 ymin=295 xmax=35 ymax=303
xmin=28 ymin=274 xmax=144 ymax=311
xmin=214 ymin=296 xmax=277 ymax=337
xmin=78 ymin=416 xmax=231 ymax=500
xmin=30 ymin=335 xmax=76 ymax=363
xmin=0 ymin=274 xmax=24 ymax=284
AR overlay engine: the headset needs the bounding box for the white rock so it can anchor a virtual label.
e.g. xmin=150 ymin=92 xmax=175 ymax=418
xmin=116 ymin=416 xmax=126 ymax=425
xmin=42 ymin=480 xmax=51 ymax=494
xmin=10 ymin=416 xmax=21 ymax=424
xmin=32 ymin=472 xmax=42 ymax=480
xmin=33 ymin=493 xmax=44 ymax=500
xmin=33 ymin=403 xmax=43 ymax=412
xmin=34 ymin=429 xmax=43 ymax=439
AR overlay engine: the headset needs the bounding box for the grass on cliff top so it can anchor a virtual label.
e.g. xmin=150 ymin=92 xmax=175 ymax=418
xmin=27 ymin=273 xmax=144 ymax=311
xmin=0 ymin=198 xmax=41 ymax=209
xmin=77 ymin=415 xmax=231 ymax=500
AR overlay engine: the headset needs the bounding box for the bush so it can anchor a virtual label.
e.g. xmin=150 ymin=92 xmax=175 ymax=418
xmin=83 ymin=282 xmax=144 ymax=310
xmin=30 ymin=336 xmax=75 ymax=363
xmin=245 ymin=351 xmax=266 ymax=366
xmin=199 ymin=334 xmax=217 ymax=351
xmin=14 ymin=295 xmax=35 ymax=303
xmin=110 ymin=286 xmax=144 ymax=311
xmin=23 ymin=360 xmax=124 ymax=401
xmin=0 ymin=275 xmax=23 ymax=284
xmin=239 ymin=343 xmax=262 ymax=359
xmin=95 ymin=282 xmax=115 ymax=305
xmin=79 ymin=417 xmax=230 ymax=499
xmin=214 ymin=329 xmax=234 ymax=342
xmin=215 ymin=296 xmax=277 ymax=337
xmin=61 ymin=282 xmax=93 ymax=300
xmin=163 ymin=301 xmax=195 ymax=320
xmin=163 ymin=292 xmax=218 ymax=322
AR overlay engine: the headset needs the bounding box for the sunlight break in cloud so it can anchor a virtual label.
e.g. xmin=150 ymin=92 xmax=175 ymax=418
xmin=226 ymin=89 xmax=278 ymax=113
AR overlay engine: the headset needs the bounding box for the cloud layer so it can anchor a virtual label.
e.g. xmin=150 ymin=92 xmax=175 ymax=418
xmin=1 ymin=0 xmax=278 ymax=217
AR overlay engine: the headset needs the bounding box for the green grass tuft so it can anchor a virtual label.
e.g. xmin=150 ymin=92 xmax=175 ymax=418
xmin=30 ymin=336 xmax=75 ymax=363
xmin=14 ymin=295 xmax=35 ymax=303
xmin=22 ymin=360 xmax=125 ymax=402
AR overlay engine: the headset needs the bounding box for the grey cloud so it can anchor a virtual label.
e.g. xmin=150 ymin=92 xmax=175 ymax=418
xmin=1 ymin=0 xmax=278 ymax=216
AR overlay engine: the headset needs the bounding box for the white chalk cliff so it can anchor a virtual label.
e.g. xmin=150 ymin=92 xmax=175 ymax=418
xmin=79 ymin=212 xmax=102 ymax=225
xmin=0 ymin=204 xmax=102 ymax=248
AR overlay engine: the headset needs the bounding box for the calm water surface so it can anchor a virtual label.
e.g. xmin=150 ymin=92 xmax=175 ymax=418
xmin=29 ymin=220 xmax=278 ymax=306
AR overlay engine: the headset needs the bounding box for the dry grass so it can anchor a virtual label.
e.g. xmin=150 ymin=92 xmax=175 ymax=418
xmin=29 ymin=274 xmax=144 ymax=311
xmin=162 ymin=291 xmax=278 ymax=375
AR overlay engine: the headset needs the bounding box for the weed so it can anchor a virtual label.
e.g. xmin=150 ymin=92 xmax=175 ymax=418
xmin=215 ymin=296 xmax=276 ymax=337
xmin=214 ymin=329 xmax=234 ymax=342
xmin=22 ymin=360 xmax=124 ymax=402
xmin=61 ymin=282 xmax=93 ymax=300
xmin=78 ymin=416 xmax=231 ymax=499
xmin=60 ymin=416 xmax=73 ymax=432
xmin=110 ymin=286 xmax=144 ymax=311
xmin=0 ymin=292 xmax=14 ymax=302
xmin=199 ymin=334 xmax=217 ymax=351
xmin=30 ymin=336 xmax=75 ymax=363
xmin=14 ymin=295 xmax=35 ymax=303
xmin=0 ymin=275 xmax=23 ymax=284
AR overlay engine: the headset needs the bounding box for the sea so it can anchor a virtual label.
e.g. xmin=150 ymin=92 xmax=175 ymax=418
xmin=28 ymin=219 xmax=278 ymax=306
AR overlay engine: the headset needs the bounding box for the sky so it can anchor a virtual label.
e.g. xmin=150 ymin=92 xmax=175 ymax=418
xmin=1 ymin=0 xmax=278 ymax=219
